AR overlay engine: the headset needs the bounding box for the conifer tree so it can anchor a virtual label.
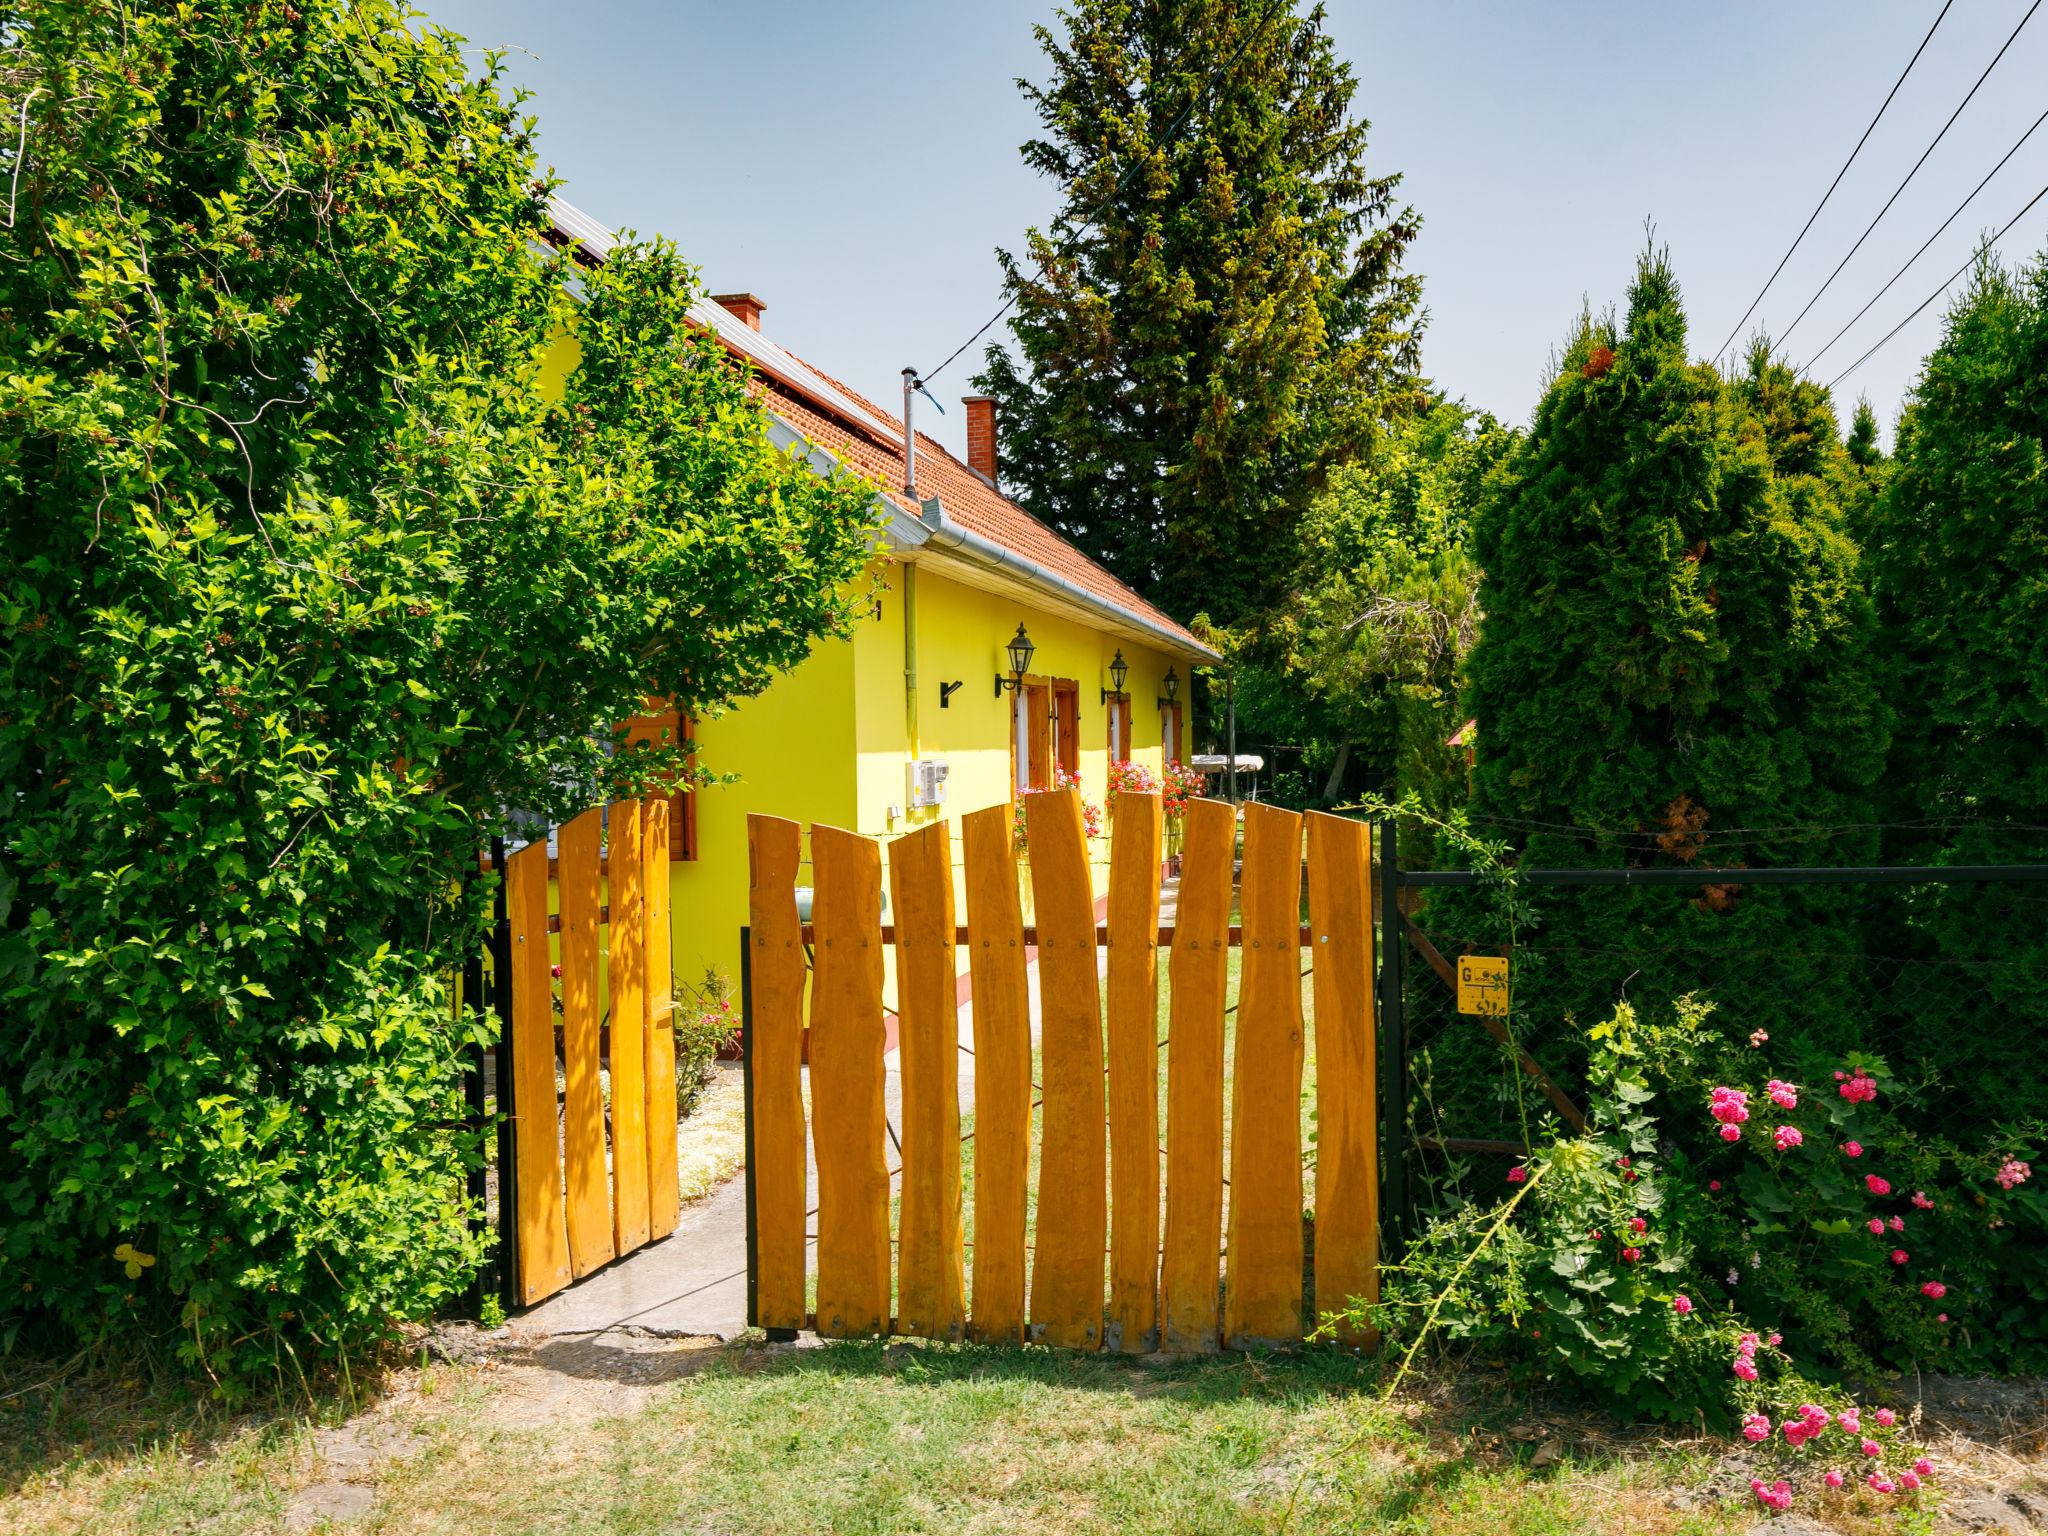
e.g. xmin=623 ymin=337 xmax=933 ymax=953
xmin=973 ymin=0 xmax=1423 ymax=629
xmin=1871 ymin=249 xmax=2048 ymax=860
xmin=1464 ymin=250 xmax=1887 ymax=868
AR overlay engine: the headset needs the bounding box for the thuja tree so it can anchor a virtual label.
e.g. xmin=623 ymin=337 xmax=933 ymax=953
xmin=973 ymin=0 xmax=1424 ymax=629
xmin=0 ymin=1 xmax=875 ymax=1382
xmin=1863 ymin=249 xmax=2048 ymax=1129
xmin=1429 ymin=251 xmax=1889 ymax=1134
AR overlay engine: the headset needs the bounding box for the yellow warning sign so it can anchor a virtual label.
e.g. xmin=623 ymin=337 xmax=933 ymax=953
xmin=1457 ymin=954 xmax=1510 ymax=1016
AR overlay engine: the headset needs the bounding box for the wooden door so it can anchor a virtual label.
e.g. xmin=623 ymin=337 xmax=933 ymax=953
xmin=1052 ymin=680 xmax=1080 ymax=778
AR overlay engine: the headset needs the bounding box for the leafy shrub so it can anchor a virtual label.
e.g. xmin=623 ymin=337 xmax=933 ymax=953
xmin=0 ymin=2 xmax=874 ymax=1386
xmin=671 ymin=969 xmax=740 ymax=1119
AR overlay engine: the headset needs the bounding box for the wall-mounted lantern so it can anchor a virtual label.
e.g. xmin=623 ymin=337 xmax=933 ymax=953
xmin=1157 ymin=666 xmax=1179 ymax=709
xmin=1099 ymin=649 xmax=1129 ymax=704
xmin=995 ymin=623 xmax=1035 ymax=697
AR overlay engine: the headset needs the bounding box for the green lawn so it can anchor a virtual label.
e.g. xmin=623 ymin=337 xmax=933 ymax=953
xmin=0 ymin=1340 xmax=1779 ymax=1536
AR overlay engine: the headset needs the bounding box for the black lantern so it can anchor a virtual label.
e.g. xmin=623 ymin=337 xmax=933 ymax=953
xmin=995 ymin=623 xmax=1035 ymax=697
xmin=1100 ymin=649 xmax=1129 ymax=704
xmin=1157 ymin=666 xmax=1179 ymax=709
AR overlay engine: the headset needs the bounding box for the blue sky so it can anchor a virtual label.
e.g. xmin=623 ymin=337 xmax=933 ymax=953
xmin=423 ymin=0 xmax=2048 ymax=462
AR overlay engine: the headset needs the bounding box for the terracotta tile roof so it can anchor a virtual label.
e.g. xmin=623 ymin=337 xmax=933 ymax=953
xmin=753 ymin=361 xmax=1205 ymax=650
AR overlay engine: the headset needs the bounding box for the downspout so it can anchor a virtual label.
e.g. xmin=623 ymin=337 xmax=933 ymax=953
xmin=903 ymin=563 xmax=920 ymax=757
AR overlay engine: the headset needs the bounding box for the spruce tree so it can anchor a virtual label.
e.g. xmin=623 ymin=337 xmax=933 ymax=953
xmin=973 ymin=0 xmax=1423 ymax=629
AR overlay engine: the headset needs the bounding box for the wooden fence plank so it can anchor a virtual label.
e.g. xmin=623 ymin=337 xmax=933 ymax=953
xmin=609 ymin=800 xmax=651 ymax=1256
xmin=643 ymin=799 xmax=680 ymax=1240
xmin=747 ymin=815 xmax=809 ymax=1332
xmin=962 ymin=803 xmax=1031 ymax=1343
xmin=1306 ymin=811 xmax=1378 ymax=1347
xmin=1105 ymin=790 xmax=1163 ymax=1351
xmin=507 ymin=840 xmax=572 ymax=1304
xmin=1225 ymin=802 xmax=1306 ymax=1349
xmin=556 ymin=809 xmax=613 ymax=1278
xmin=809 ymin=823 xmax=891 ymax=1337
xmin=1027 ymin=788 xmax=1107 ymax=1350
xmin=890 ymin=819 xmax=965 ymax=1340
xmin=1160 ymin=798 xmax=1234 ymax=1353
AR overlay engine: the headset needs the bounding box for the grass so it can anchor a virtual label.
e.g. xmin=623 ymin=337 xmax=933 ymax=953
xmin=1 ymin=1338 xmax=1835 ymax=1536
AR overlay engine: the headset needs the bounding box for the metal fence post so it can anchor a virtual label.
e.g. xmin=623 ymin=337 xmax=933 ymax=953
xmin=461 ymin=882 xmax=489 ymax=1317
xmin=489 ymin=835 xmax=519 ymax=1314
xmin=1376 ymin=815 xmax=1409 ymax=1258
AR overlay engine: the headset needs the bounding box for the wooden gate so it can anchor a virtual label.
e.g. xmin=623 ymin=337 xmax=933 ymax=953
xmin=497 ymin=798 xmax=679 ymax=1307
xmin=743 ymin=791 xmax=1382 ymax=1351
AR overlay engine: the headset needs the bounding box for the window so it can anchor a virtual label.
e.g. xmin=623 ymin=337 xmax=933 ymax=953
xmin=1108 ymin=695 xmax=1132 ymax=762
xmin=1162 ymin=701 xmax=1184 ymax=765
xmin=1014 ymin=682 xmax=1051 ymax=790
xmin=622 ymin=702 xmax=698 ymax=860
xmin=1052 ymin=680 xmax=1080 ymax=777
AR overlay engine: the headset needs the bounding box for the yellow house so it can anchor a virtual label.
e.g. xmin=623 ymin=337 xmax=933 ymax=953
xmin=543 ymin=200 xmax=1221 ymax=997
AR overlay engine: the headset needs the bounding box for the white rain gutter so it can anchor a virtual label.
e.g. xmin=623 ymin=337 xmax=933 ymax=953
xmin=912 ymin=497 xmax=1221 ymax=663
xmin=759 ymin=410 xmax=1216 ymax=661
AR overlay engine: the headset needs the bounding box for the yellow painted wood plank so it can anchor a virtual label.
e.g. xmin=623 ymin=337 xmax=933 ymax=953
xmin=1026 ymin=788 xmax=1106 ymax=1350
xmin=1224 ymin=802 xmax=1306 ymax=1349
xmin=608 ymin=800 xmax=651 ymax=1256
xmin=747 ymin=815 xmax=809 ymax=1332
xmin=556 ymin=809 xmax=613 ymax=1279
xmin=642 ymin=799 xmax=680 ymax=1240
xmin=1105 ymin=790 xmax=1163 ymax=1352
xmin=1306 ymin=812 xmax=1378 ymax=1347
xmin=809 ymin=823 xmax=891 ymax=1337
xmin=961 ymin=803 xmax=1030 ymax=1343
xmin=507 ymin=840 xmax=572 ymax=1305
xmin=890 ymin=819 xmax=965 ymax=1341
xmin=1159 ymin=797 xmax=1234 ymax=1353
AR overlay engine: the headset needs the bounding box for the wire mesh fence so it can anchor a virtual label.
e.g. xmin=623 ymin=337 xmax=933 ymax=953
xmin=1392 ymin=842 xmax=2048 ymax=1198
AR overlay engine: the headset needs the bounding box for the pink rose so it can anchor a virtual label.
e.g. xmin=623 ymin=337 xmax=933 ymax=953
xmin=1765 ymin=1332 xmax=1781 ymax=1346
xmin=1620 ymin=1246 xmax=1642 ymax=1263
xmin=1709 ymin=1179 xmax=1722 ymax=1192
xmin=1868 ymin=1474 xmax=1895 ymax=1493
xmin=1888 ymin=1215 xmax=1904 ymax=1232
xmin=1774 ymin=1124 xmax=1804 ymax=1150
xmin=1842 ymin=1141 xmax=1863 ymax=1158
xmin=1733 ymin=1357 xmax=1759 ymax=1381
xmin=1911 ymin=1190 xmax=1934 ymax=1210
xmin=1720 ymin=1124 xmax=1742 ymax=1143
xmin=1629 ymin=1216 xmax=1646 ymax=1234
xmin=1868 ymin=1218 xmax=1886 ymax=1235
xmin=1866 ymin=1174 xmax=1892 ymax=1196
xmin=1861 ymin=1439 xmax=1882 ymax=1457
xmin=1874 ymin=1409 xmax=1895 ymax=1427
xmin=1672 ymin=1294 xmax=1693 ymax=1315
xmin=1823 ymin=1469 xmax=1845 ymax=1489
xmin=1913 ymin=1457 xmax=1933 ymax=1476
xmin=1505 ymin=1166 xmax=1526 ymax=1184
xmin=1743 ymin=1413 xmax=1772 ymax=1442
xmin=1938 ymin=1313 xmax=1949 ymax=1322
xmin=1750 ymin=1478 xmax=1792 ymax=1512
xmin=1898 ymin=1471 xmax=1921 ymax=1491
xmin=1996 ymin=1157 xmax=2031 ymax=1190
xmin=1767 ymin=1078 xmax=1798 ymax=1108
xmin=1891 ymin=1250 xmax=1909 ymax=1265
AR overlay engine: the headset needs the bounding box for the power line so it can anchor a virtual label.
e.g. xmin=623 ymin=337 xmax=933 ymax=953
xmin=919 ymin=0 xmax=1297 ymax=386
xmin=1803 ymin=99 xmax=2048 ymax=372
xmin=1710 ymin=0 xmax=1955 ymax=366
xmin=1776 ymin=0 xmax=2044 ymax=352
xmin=1827 ymin=176 xmax=2048 ymax=389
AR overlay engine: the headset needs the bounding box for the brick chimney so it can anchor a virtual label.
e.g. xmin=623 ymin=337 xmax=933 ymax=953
xmin=962 ymin=395 xmax=997 ymax=483
xmin=713 ymin=292 xmax=766 ymax=331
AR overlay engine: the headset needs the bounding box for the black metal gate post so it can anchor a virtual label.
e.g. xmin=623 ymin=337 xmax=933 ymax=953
xmin=1376 ymin=815 xmax=1409 ymax=1257
xmin=489 ymin=835 xmax=519 ymax=1314
xmin=462 ymin=879 xmax=490 ymax=1317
